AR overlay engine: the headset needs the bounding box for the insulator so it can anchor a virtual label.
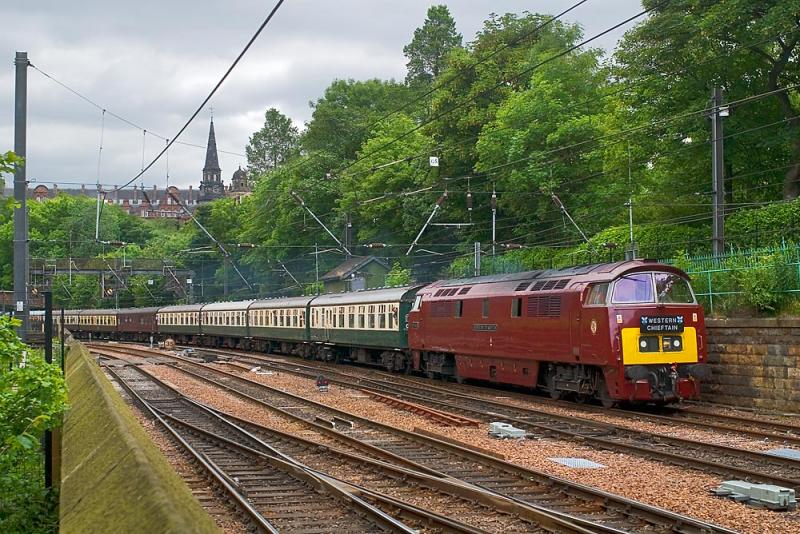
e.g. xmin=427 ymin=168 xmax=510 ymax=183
xmin=466 ymin=192 xmax=473 ymax=211
xmin=491 ymin=190 xmax=497 ymax=210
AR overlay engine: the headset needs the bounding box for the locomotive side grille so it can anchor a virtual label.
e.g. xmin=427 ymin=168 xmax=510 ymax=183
xmin=554 ymin=278 xmax=570 ymax=289
xmin=542 ymin=280 xmax=558 ymax=290
xmin=434 ymin=289 xmax=445 ymax=297
xmin=430 ymin=301 xmax=453 ymax=317
xmin=531 ymin=281 xmax=547 ymax=291
xmin=527 ymin=296 xmax=562 ymax=317
xmin=514 ymin=282 xmax=530 ymax=291
xmin=458 ymin=287 xmax=472 ymax=295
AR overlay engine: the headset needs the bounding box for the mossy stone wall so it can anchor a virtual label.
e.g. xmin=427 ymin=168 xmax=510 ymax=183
xmin=59 ymin=342 xmax=219 ymax=534
xmin=704 ymin=318 xmax=800 ymax=411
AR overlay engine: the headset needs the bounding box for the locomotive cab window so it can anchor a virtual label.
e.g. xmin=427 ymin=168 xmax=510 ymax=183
xmin=654 ymin=273 xmax=695 ymax=304
xmin=411 ymin=295 xmax=422 ymax=312
xmin=612 ymin=273 xmax=654 ymax=304
xmin=585 ymin=283 xmax=609 ymax=306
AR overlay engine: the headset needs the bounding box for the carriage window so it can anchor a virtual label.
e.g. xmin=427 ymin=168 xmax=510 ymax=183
xmin=348 ymin=306 xmax=355 ymax=328
xmin=378 ymin=305 xmax=386 ymax=328
xmin=511 ymin=298 xmax=522 ymax=317
xmin=358 ymin=306 xmax=365 ymax=328
xmin=654 ymin=273 xmax=695 ymax=304
xmin=482 ymin=298 xmax=490 ymax=318
xmin=300 ymin=311 xmax=305 ymax=328
xmin=294 ymin=309 xmax=300 ymax=327
xmin=389 ymin=307 xmax=396 ymax=329
xmin=339 ymin=307 xmax=345 ymax=328
xmin=612 ymin=273 xmax=655 ymax=304
xmin=585 ymin=283 xmax=610 ymax=306
xmin=368 ymin=305 xmax=376 ymax=328
xmin=455 ymin=300 xmax=463 ymax=318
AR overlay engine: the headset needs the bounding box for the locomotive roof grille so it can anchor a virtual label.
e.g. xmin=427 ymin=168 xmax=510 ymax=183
xmin=436 ymin=260 xmax=684 ymax=287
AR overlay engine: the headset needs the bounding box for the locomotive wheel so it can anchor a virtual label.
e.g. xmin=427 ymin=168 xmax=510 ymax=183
xmin=597 ymin=380 xmax=617 ymax=409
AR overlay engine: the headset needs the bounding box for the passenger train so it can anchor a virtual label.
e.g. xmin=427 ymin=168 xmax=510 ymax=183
xmin=59 ymin=260 xmax=710 ymax=406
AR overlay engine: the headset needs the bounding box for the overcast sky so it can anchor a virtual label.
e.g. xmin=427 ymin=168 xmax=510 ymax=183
xmin=0 ymin=0 xmax=642 ymax=191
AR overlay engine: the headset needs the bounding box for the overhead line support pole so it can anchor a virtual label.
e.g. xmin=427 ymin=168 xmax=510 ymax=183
xmin=166 ymin=190 xmax=253 ymax=291
xmin=13 ymin=51 xmax=30 ymax=340
xmin=711 ymin=86 xmax=727 ymax=257
xmin=290 ymin=191 xmax=351 ymax=256
xmin=406 ymin=193 xmax=446 ymax=256
xmin=550 ymin=193 xmax=590 ymax=244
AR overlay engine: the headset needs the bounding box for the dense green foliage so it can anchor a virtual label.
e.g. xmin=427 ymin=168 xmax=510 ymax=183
xmin=0 ymin=316 xmax=67 ymax=533
xmin=3 ymin=3 xmax=800 ymax=313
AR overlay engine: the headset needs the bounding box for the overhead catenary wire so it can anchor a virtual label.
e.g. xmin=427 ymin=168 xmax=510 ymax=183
xmin=113 ymin=0 xmax=286 ymax=193
xmin=30 ymin=64 xmax=246 ymax=158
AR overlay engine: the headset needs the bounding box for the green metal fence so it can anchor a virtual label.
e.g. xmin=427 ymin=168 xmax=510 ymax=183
xmin=669 ymin=242 xmax=800 ymax=316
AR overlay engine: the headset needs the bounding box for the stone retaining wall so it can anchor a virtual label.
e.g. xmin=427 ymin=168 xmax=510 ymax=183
xmin=60 ymin=341 xmax=218 ymax=534
xmin=704 ymin=318 xmax=800 ymax=412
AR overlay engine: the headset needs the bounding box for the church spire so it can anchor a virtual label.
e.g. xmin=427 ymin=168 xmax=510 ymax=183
xmin=199 ymin=117 xmax=223 ymax=202
xmin=203 ymin=119 xmax=221 ymax=173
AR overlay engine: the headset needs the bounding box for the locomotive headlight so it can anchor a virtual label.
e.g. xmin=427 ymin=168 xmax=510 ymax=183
xmin=662 ymin=336 xmax=683 ymax=352
xmin=639 ymin=336 xmax=659 ymax=352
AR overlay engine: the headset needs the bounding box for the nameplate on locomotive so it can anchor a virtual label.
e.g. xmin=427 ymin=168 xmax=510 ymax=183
xmin=472 ymin=323 xmax=498 ymax=332
xmin=640 ymin=315 xmax=684 ymax=333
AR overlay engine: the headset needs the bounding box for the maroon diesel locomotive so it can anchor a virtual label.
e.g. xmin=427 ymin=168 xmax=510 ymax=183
xmin=61 ymin=260 xmax=707 ymax=406
xmin=408 ymin=260 xmax=708 ymax=406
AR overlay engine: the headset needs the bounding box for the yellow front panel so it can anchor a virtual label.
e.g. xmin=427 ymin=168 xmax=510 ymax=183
xmin=621 ymin=327 xmax=698 ymax=365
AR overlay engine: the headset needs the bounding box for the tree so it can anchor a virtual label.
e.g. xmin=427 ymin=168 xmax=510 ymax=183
xmin=341 ymin=113 xmax=435 ymax=245
xmin=403 ymin=5 xmax=462 ymax=85
xmin=475 ymin=37 xmax=610 ymax=244
xmin=246 ymin=108 xmax=299 ymax=177
xmin=302 ymin=79 xmax=412 ymax=161
xmin=612 ymin=0 xmax=800 ymax=200
xmin=385 ymin=262 xmax=412 ymax=286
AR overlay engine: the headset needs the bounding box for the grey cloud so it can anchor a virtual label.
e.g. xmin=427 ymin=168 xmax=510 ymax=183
xmin=1 ymin=0 xmax=642 ymax=190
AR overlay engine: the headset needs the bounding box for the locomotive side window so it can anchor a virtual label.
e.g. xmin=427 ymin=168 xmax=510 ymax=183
xmin=455 ymin=300 xmax=463 ymax=318
xmin=482 ymin=298 xmax=490 ymax=318
xmin=585 ymin=283 xmax=609 ymax=306
xmin=654 ymin=273 xmax=695 ymax=304
xmin=511 ymin=298 xmax=522 ymax=317
xmin=612 ymin=273 xmax=654 ymax=304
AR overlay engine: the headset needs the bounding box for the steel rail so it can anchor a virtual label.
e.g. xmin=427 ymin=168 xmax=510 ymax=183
xmin=103 ymin=364 xmax=279 ymax=533
xmin=104 ymin=355 xmax=596 ymax=534
xmin=91 ymin=344 xmax=736 ymax=534
xmin=222 ymin=352 xmax=800 ymax=491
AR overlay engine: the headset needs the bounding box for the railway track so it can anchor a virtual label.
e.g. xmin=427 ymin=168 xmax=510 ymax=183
xmin=91 ymin=343 xmax=737 ymax=534
xmin=105 ymin=361 xmax=492 ymax=533
xmin=164 ymin=345 xmax=800 ymax=492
